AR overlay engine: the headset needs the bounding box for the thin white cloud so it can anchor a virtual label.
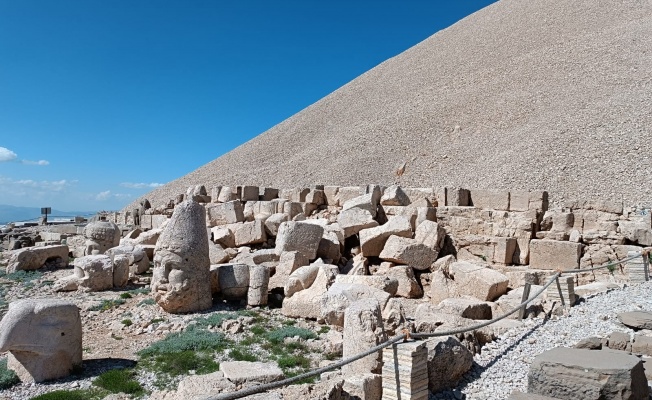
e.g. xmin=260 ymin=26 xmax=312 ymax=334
xmin=21 ymin=159 xmax=49 ymax=166
xmin=95 ymin=190 xmax=132 ymax=201
xmin=0 ymin=177 xmax=74 ymax=192
xmin=0 ymin=147 xmax=18 ymax=162
xmin=95 ymin=190 xmax=111 ymax=201
xmin=120 ymin=182 xmax=165 ymax=189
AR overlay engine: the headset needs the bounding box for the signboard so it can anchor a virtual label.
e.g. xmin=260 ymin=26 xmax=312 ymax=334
xmin=41 ymin=207 xmax=51 ymax=215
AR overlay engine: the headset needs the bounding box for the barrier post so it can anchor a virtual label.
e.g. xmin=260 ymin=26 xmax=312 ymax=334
xmin=518 ymin=283 xmax=532 ymax=320
xmin=555 ymin=276 xmax=565 ymax=307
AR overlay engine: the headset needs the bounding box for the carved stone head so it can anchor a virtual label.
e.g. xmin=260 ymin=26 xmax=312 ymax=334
xmin=151 ymin=200 xmax=212 ymax=313
xmin=83 ymin=221 xmax=120 ymax=255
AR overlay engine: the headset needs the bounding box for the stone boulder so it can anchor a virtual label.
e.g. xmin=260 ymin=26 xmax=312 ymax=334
xmin=528 ymin=347 xmax=649 ymax=399
xmin=6 ymin=244 xmax=69 ymax=273
xmin=74 ymin=255 xmax=114 ymax=291
xmin=334 ymin=274 xmax=399 ymax=296
xmin=435 ymin=297 xmax=492 ymax=320
xmin=529 ymin=240 xmax=582 ymax=271
xmin=269 ymin=251 xmax=309 ymax=291
xmin=284 ymin=263 xmax=320 ymax=298
xmin=0 ymin=299 xmax=82 ymax=383
xmin=275 ymin=221 xmax=324 ymax=260
xmin=425 ymin=336 xmax=474 ymax=393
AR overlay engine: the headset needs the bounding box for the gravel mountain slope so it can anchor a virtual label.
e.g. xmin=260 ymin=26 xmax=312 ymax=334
xmin=129 ymin=0 xmax=652 ymax=210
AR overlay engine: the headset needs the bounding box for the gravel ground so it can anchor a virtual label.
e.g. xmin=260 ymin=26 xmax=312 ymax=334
xmin=126 ymin=0 xmax=652 ymax=212
xmin=432 ymin=281 xmax=652 ymax=400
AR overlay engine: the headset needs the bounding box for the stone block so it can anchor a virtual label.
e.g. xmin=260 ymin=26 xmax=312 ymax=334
xmin=529 ymin=240 xmax=582 ymax=271
xmin=470 ymin=189 xmax=510 ymax=211
xmin=206 ymin=201 xmax=244 ymax=227
xmin=528 ymin=347 xmax=649 ymax=399
xmin=275 ymin=221 xmax=324 ymax=260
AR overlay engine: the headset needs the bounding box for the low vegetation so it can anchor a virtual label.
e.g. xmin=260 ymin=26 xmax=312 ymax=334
xmin=89 ymin=299 xmax=125 ymax=312
xmin=93 ymin=368 xmax=145 ymax=396
xmin=0 ymin=358 xmax=19 ymax=390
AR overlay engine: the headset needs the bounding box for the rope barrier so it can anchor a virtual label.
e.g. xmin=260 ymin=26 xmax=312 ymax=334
xmin=206 ymin=252 xmax=647 ymax=400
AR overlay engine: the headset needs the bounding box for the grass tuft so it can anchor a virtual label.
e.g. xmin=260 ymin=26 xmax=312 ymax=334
xmin=140 ymin=350 xmax=219 ymax=377
xmin=266 ymin=326 xmax=317 ymax=344
xmin=89 ymin=299 xmax=126 ymax=312
xmin=94 ymin=368 xmax=144 ymax=395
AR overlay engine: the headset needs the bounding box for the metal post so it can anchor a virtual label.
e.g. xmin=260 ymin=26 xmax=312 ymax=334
xmin=519 ymin=283 xmax=532 ymax=320
xmin=643 ymin=253 xmax=650 ymax=282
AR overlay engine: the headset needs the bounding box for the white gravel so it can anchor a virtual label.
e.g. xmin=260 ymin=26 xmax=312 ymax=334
xmin=432 ymin=281 xmax=652 ymax=400
xmin=127 ymin=0 xmax=652 ymax=212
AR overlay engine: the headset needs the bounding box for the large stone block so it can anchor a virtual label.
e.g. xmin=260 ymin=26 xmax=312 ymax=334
xmin=425 ymin=336 xmax=473 ymax=393
xmin=359 ymin=216 xmax=412 ymax=257
xmin=379 ymin=235 xmax=439 ymax=271
xmin=528 ymin=347 xmax=649 ymax=400
xmin=206 ymin=201 xmax=244 ymax=227
xmin=337 ymin=208 xmax=379 ymax=238
xmin=342 ymin=299 xmax=386 ymax=375
xmin=321 ymin=282 xmax=391 ymax=327
xmin=529 ymin=240 xmax=582 ymax=270
xmin=6 ymin=244 xmax=69 ymax=273
xmin=275 ymin=221 xmax=324 ymax=260
xmin=470 ymin=189 xmax=510 ymax=211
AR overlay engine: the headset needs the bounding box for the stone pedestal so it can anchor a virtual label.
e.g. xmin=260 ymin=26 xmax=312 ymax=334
xmin=627 ymin=251 xmax=649 ymax=283
xmin=382 ymin=340 xmax=428 ymax=400
xmin=547 ymin=276 xmax=576 ymax=306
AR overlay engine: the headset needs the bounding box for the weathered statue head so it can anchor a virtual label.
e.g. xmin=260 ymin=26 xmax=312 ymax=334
xmin=0 ymin=299 xmax=82 ymax=383
xmin=151 ymin=200 xmax=212 ymax=313
xmin=83 ymin=220 xmax=121 ymax=255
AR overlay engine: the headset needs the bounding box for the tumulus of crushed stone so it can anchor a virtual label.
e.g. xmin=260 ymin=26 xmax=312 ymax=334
xmin=127 ymin=0 xmax=652 ymax=211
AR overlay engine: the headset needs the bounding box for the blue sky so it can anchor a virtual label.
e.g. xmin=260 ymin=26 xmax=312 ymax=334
xmin=0 ymin=0 xmax=496 ymax=212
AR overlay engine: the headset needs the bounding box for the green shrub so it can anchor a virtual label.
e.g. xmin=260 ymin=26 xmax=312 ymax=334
xmin=150 ymin=318 xmax=165 ymax=324
xmin=0 ymin=358 xmax=19 ymax=389
xmin=89 ymin=299 xmax=125 ymax=312
xmin=277 ymin=354 xmax=310 ymax=370
xmin=121 ymin=319 xmax=133 ymax=327
xmin=0 ymin=269 xmax=41 ymax=283
xmin=138 ymin=298 xmax=156 ymax=306
xmin=318 ymin=326 xmax=330 ymax=334
xmin=141 ymin=350 xmax=219 ymax=377
xmin=119 ymin=292 xmax=132 ymax=299
xmin=94 ymin=368 xmax=144 ymax=395
xmin=194 ymin=312 xmax=239 ymax=327
xmin=130 ymin=287 xmax=150 ymax=295
xmin=230 ymin=348 xmax=257 ymax=362
xmin=138 ymin=327 xmax=230 ymax=357
xmin=266 ymin=326 xmax=317 ymax=344
xmin=30 ymin=388 xmax=105 ymax=400
xmin=282 ymin=319 xmax=297 ymax=326
xmin=250 ymin=325 xmax=266 ymax=335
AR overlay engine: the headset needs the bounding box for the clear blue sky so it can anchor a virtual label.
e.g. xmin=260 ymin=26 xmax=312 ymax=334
xmin=0 ymin=0 xmax=496 ymax=212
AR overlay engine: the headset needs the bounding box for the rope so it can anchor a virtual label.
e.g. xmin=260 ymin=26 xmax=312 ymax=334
xmin=205 ymin=252 xmax=646 ymax=400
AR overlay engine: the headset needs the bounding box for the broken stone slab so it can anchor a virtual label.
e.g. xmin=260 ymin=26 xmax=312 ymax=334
xmin=218 ymin=264 xmax=250 ymax=299
xmin=208 ymin=241 xmax=229 ymax=265
xmin=229 ymin=219 xmax=267 ymax=247
xmin=264 ymin=213 xmax=290 ymax=237
xmin=619 ymin=311 xmax=652 ymax=330
xmin=359 ymin=216 xmax=412 ymax=257
xmin=342 ymin=191 xmax=381 ymax=218
xmin=379 ymin=235 xmax=439 ymax=271
xmin=343 ymin=373 xmax=382 ymax=400
xmin=528 ymin=347 xmax=649 ymax=399
xmin=106 ymin=244 xmax=150 ymax=275
xmin=221 ymin=361 xmax=284 ymax=385
xmin=508 ymin=392 xmax=561 ymax=400
xmin=414 ymin=220 xmax=445 ymax=251
xmin=6 ymin=244 xmax=69 ymax=273
xmin=275 ymin=221 xmax=324 ymax=260
xmin=529 ymin=240 xmax=582 ymax=270
xmin=0 ymin=299 xmax=82 ymax=383
xmin=632 ymin=334 xmax=652 ymax=357
xmin=74 ymin=255 xmax=114 ymax=291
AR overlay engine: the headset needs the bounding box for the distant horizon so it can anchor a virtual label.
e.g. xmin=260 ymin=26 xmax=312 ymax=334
xmin=0 ymin=1 xmax=497 ymax=211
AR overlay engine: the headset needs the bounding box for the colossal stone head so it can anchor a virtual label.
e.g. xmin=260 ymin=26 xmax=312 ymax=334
xmin=151 ymin=200 xmax=212 ymax=313
xmin=83 ymin=220 xmax=121 ymax=255
xmin=0 ymin=299 xmax=82 ymax=383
